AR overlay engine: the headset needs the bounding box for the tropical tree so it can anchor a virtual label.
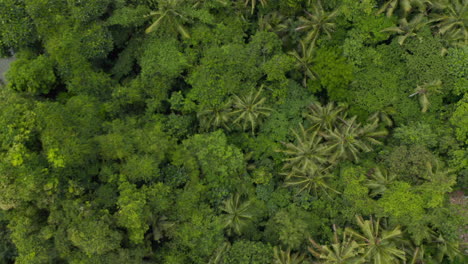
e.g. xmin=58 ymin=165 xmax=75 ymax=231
xmin=309 ymin=224 xmax=365 ymax=264
xmin=144 ymin=0 xmax=192 ymax=38
xmin=242 ymin=0 xmax=268 ymax=14
xmin=409 ymin=80 xmax=442 ymax=112
xmin=431 ymin=231 xmax=464 ymax=263
xmin=364 ymin=168 xmax=398 ymax=198
xmin=288 ymin=39 xmax=318 ymax=88
xmin=377 ymin=0 xmax=431 ymax=17
xmin=258 ymin=11 xmax=289 ymax=34
xmin=231 ymin=86 xmax=272 ymax=134
xmin=304 ymin=101 xmax=346 ymax=132
xmin=282 ymin=166 xmax=339 ymax=197
xmin=197 ymin=100 xmax=233 ymax=132
xmin=192 ymin=0 xmax=229 ymax=8
xmin=357 ymin=119 xmax=389 ymax=147
xmin=422 ymin=160 xmax=455 ymax=183
xmin=220 ymin=194 xmax=253 ymax=236
xmin=295 ymin=0 xmax=339 ymax=48
xmin=382 ymin=14 xmax=428 ymax=45
xmin=322 ymin=116 xmax=387 ymax=163
xmin=345 ymin=216 xmax=406 ymax=264
xmin=367 ymin=108 xmax=395 ymax=128
xmin=147 ymin=215 xmax=175 ymax=242
xmin=429 ymin=0 xmax=468 ymax=47
xmin=279 ymin=124 xmax=329 ymax=172
xmin=208 ymin=241 xmax=231 ymax=264
xmin=273 ymin=247 xmax=306 ymax=264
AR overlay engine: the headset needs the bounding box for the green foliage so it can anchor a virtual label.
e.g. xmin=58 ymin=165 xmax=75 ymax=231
xmin=183 ymin=130 xmax=245 ymax=200
xmin=187 ymin=31 xmax=283 ymax=107
xmin=338 ymin=165 xmax=377 ymax=219
xmin=0 ymin=213 xmax=16 ymax=262
xmin=223 ymin=240 xmax=273 ymax=264
xmin=6 ymin=54 xmax=56 ymax=95
xmin=171 ymin=206 xmax=224 ymax=263
xmin=0 ymin=0 xmax=36 ymax=49
xmin=266 ymin=205 xmax=321 ymax=250
xmin=140 ymin=37 xmax=189 ymax=79
xmin=393 ymin=122 xmax=439 ymax=147
xmin=450 ymin=94 xmax=468 ymax=144
xmin=382 ymin=145 xmax=437 ymax=183
xmin=446 ymin=46 xmax=468 ymax=95
xmin=37 ymin=96 xmax=103 ymax=170
xmin=313 ymin=47 xmax=354 ymax=100
xmin=0 ymin=1 xmax=465 ymax=263
xmin=377 ymin=182 xmax=426 ymax=225
xmin=67 ymin=214 xmax=122 ymax=256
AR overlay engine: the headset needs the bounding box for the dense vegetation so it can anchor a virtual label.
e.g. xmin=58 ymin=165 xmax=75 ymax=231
xmin=0 ymin=0 xmax=467 ymax=263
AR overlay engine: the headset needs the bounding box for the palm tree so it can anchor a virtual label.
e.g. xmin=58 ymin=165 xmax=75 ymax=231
xmin=283 ymin=166 xmax=340 ymax=197
xmin=345 ymin=216 xmax=406 ymax=264
xmin=309 ymin=224 xmax=365 ymax=264
xmin=367 ymin=108 xmax=395 ymax=128
xmin=322 ymin=116 xmax=387 ymax=163
xmin=258 ymin=11 xmax=289 ymax=34
xmin=242 ymin=0 xmax=269 ymax=14
xmin=431 ymin=231 xmax=464 ymax=263
xmin=147 ymin=215 xmax=175 ymax=242
xmin=377 ymin=0 xmax=431 ymax=17
xmin=295 ymin=0 xmax=339 ymax=48
xmin=145 ymin=0 xmax=192 ymax=38
xmin=192 ymin=0 xmax=229 ymax=8
xmin=408 ymin=80 xmax=442 ymax=112
xmin=305 ymin=102 xmax=346 ymax=132
xmin=429 ymin=0 xmax=468 ymax=47
xmin=220 ymin=193 xmax=253 ymax=236
xmin=358 ymin=119 xmax=389 ymax=147
xmin=197 ymin=100 xmax=233 ymax=132
xmin=231 ymin=86 xmax=272 ymax=134
xmin=208 ymin=241 xmax=231 ymax=264
xmin=279 ymin=124 xmax=329 ymax=172
xmin=273 ymin=247 xmax=306 ymax=264
xmin=382 ymin=14 xmax=428 ymax=45
xmin=421 ymin=161 xmax=456 ymax=186
xmin=364 ymin=168 xmax=397 ymax=198
xmin=288 ymin=40 xmax=318 ymax=88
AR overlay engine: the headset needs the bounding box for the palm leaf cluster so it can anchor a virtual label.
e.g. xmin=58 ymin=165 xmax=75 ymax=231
xmin=144 ymin=0 xmax=193 ymax=38
xmin=311 ymin=215 xmax=467 ymax=264
xmin=364 ymin=167 xmax=398 ymax=198
xmin=219 ymin=193 xmax=253 ymax=236
xmin=377 ymin=0 xmax=431 ymax=18
xmin=273 ymin=247 xmax=306 ymax=264
xmin=408 ymin=79 xmax=442 ymax=113
xmin=242 ymin=0 xmax=269 ymax=14
xmin=379 ymin=0 xmax=467 ymax=47
xmin=287 ymin=0 xmax=340 ymax=87
xmin=345 ymin=216 xmax=406 ymax=264
xmin=279 ymin=102 xmax=388 ymax=196
xmin=295 ymin=0 xmax=339 ymax=48
xmin=197 ymin=86 xmax=272 ymax=134
xmin=430 ymin=0 xmax=468 ymax=47
xmin=309 ymin=224 xmax=365 ymax=264
xmin=310 ymin=217 xmax=406 ymax=264
xmin=231 ymin=87 xmax=273 ymax=134
xmin=288 ymin=40 xmax=318 ymax=88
